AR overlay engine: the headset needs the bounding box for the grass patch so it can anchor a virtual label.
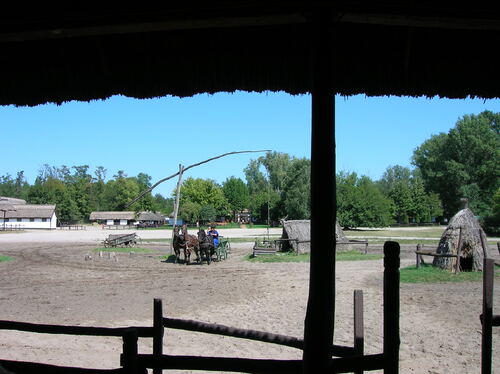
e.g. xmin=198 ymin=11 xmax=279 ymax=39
xmin=93 ymin=247 xmax=155 ymax=253
xmin=365 ymin=239 xmax=440 ymax=245
xmin=141 ymin=238 xmax=172 ymax=243
xmin=400 ymin=263 xmax=500 ymax=283
xmin=246 ymin=250 xmax=382 ymax=263
xmin=0 ymin=255 xmax=14 ymax=262
xmin=345 ymin=227 xmax=444 ymax=238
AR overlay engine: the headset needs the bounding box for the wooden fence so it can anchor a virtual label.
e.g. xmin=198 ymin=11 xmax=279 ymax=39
xmin=481 ymin=258 xmax=500 ymax=374
xmin=0 ymin=242 xmax=401 ymax=374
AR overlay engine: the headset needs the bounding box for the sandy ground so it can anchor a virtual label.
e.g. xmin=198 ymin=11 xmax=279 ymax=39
xmin=0 ymin=228 xmax=499 ymax=373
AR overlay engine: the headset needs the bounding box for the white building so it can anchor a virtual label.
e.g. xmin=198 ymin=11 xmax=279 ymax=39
xmin=0 ymin=197 xmax=57 ymax=230
xmin=89 ymin=211 xmax=165 ymax=227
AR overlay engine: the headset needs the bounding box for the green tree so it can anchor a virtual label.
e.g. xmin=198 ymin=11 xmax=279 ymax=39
xmin=153 ymin=194 xmax=174 ymax=215
xmin=178 ymin=178 xmax=228 ymax=217
xmin=244 ymin=151 xmax=293 ymax=222
xmin=222 ymin=177 xmax=249 ymax=220
xmin=179 ymin=201 xmax=202 ymax=223
xmin=199 ymin=204 xmax=217 ymax=223
xmin=337 ymin=172 xmax=393 ymax=228
xmin=103 ymin=175 xmax=142 ymax=211
xmin=413 ymin=111 xmax=500 ymax=218
xmin=27 ymin=177 xmax=80 ymax=223
xmin=282 ymin=158 xmax=311 ymax=219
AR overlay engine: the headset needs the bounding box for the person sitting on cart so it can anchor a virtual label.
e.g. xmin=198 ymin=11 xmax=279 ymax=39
xmin=207 ymin=225 xmax=219 ymax=248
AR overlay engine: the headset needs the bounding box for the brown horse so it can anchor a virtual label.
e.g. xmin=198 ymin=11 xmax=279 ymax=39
xmin=181 ymin=224 xmax=200 ymax=264
xmin=172 ymin=225 xmax=185 ymax=264
xmin=197 ymin=228 xmax=215 ymax=265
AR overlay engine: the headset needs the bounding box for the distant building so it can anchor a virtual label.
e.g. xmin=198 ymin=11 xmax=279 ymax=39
xmin=89 ymin=211 xmax=165 ymax=227
xmin=0 ymin=196 xmax=57 ymax=229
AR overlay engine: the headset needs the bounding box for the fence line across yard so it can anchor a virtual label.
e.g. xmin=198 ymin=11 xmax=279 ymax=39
xmin=0 ymin=242 xmax=402 ymax=374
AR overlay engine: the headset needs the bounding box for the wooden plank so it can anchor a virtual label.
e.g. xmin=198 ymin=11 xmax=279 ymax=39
xmin=0 ymin=320 xmax=153 ymax=337
xmin=303 ymin=10 xmax=336 ymax=373
xmin=121 ymin=329 xmax=139 ymax=374
xmin=481 ymin=258 xmax=494 ymax=374
xmin=353 ymin=290 xmax=364 ymax=374
xmin=0 ymin=359 xmax=125 ymax=374
xmin=415 ymin=251 xmax=459 ymax=258
xmin=384 ymin=241 xmax=400 ymax=374
xmin=153 ymin=299 xmax=164 ymax=374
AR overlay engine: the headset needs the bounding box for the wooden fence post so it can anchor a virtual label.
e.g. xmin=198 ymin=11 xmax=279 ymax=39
xmin=481 ymin=258 xmax=494 ymax=374
xmin=416 ymin=244 xmax=421 ymax=268
xmin=455 ymin=228 xmax=462 ymax=274
xmin=353 ymin=289 xmax=364 ymax=374
xmin=122 ymin=328 xmax=139 ymax=374
xmin=383 ymin=241 xmax=400 ymax=374
xmin=153 ymin=298 xmax=164 ymax=374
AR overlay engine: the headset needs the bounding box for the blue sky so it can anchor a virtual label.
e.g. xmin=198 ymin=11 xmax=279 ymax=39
xmin=2 ymin=92 xmax=500 ymax=198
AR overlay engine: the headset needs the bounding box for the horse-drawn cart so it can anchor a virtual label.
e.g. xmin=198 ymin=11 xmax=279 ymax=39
xmin=103 ymin=233 xmax=138 ymax=248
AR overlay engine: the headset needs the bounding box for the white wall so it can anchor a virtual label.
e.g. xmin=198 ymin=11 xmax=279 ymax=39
xmin=0 ymin=212 xmax=57 ymax=229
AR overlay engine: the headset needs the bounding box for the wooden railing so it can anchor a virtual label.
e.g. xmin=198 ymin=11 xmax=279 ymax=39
xmin=481 ymin=258 xmax=499 ymax=374
xmin=0 ymin=242 xmax=401 ymax=374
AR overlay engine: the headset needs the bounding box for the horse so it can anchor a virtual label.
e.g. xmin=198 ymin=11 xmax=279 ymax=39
xmin=172 ymin=225 xmax=185 ymax=264
xmin=181 ymin=223 xmax=200 ymax=264
xmin=197 ymin=229 xmax=215 ymax=265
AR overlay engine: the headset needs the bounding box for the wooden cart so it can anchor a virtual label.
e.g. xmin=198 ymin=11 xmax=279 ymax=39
xmin=103 ymin=233 xmax=138 ymax=248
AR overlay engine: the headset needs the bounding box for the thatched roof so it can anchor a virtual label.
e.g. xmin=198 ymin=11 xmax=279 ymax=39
xmin=136 ymin=211 xmax=165 ymax=221
xmin=2 ymin=205 xmax=55 ymax=219
xmin=0 ymin=197 xmax=27 ymax=205
xmin=3 ymin=3 xmax=500 ymax=106
xmin=89 ymin=211 xmax=136 ymax=221
xmin=89 ymin=211 xmax=164 ymax=221
xmin=281 ymin=219 xmax=348 ymax=253
xmin=433 ymin=208 xmax=489 ymax=271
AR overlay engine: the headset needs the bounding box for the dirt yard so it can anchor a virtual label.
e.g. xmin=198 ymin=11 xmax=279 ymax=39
xmin=0 ymin=228 xmax=498 ymax=373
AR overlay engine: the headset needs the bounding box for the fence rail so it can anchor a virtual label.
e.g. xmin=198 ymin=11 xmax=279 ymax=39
xmin=0 ymin=242 xmax=401 ymax=374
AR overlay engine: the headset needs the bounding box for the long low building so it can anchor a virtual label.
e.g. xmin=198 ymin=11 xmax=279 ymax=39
xmin=0 ymin=197 xmax=57 ymax=229
xmin=89 ymin=211 xmax=165 ymax=227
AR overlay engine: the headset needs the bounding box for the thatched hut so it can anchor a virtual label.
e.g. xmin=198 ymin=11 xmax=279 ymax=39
xmin=281 ymin=219 xmax=349 ymax=254
xmin=433 ymin=206 xmax=489 ymax=271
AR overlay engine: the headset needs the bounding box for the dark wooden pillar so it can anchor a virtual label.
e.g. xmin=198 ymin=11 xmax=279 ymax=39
xmin=383 ymin=241 xmax=400 ymax=374
xmin=153 ymin=298 xmax=164 ymax=374
xmin=481 ymin=258 xmax=494 ymax=374
xmin=303 ymin=10 xmax=335 ymax=374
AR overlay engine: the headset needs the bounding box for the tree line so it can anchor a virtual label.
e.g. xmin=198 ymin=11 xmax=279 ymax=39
xmin=1 ymin=111 xmax=498 ymax=232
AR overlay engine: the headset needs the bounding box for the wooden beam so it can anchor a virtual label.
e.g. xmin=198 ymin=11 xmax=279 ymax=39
xmin=481 ymin=258 xmax=494 ymax=374
xmin=339 ymin=12 xmax=500 ymax=31
xmin=303 ymin=9 xmax=335 ymax=374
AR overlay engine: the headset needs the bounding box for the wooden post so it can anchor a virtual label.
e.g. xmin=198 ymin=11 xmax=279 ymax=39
xmin=481 ymin=258 xmax=494 ymax=374
xmin=416 ymin=244 xmax=421 ymax=268
xmin=171 ymin=164 xmax=184 ymax=253
xmin=455 ymin=228 xmax=462 ymax=274
xmin=384 ymin=241 xmax=400 ymax=374
xmin=153 ymin=298 xmax=164 ymax=374
xmin=122 ymin=328 xmax=139 ymax=374
xmin=303 ymin=9 xmax=335 ymax=374
xmin=479 ymin=229 xmax=488 ymax=256
xmin=354 ymin=290 xmax=364 ymax=374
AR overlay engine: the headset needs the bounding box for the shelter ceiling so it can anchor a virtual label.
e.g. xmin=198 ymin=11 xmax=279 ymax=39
xmin=2 ymin=3 xmax=500 ymax=106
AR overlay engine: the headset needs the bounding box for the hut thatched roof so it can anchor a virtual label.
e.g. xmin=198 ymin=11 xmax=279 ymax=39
xmin=2 ymin=205 xmax=55 ymax=219
xmin=433 ymin=208 xmax=489 ymax=271
xmin=89 ymin=211 xmax=136 ymax=221
xmin=136 ymin=211 xmax=165 ymax=221
xmin=0 ymin=197 xmax=27 ymax=205
xmin=281 ymin=219 xmax=348 ymax=253
xmin=2 ymin=3 xmax=500 ymax=106
xmin=89 ymin=211 xmax=164 ymax=222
